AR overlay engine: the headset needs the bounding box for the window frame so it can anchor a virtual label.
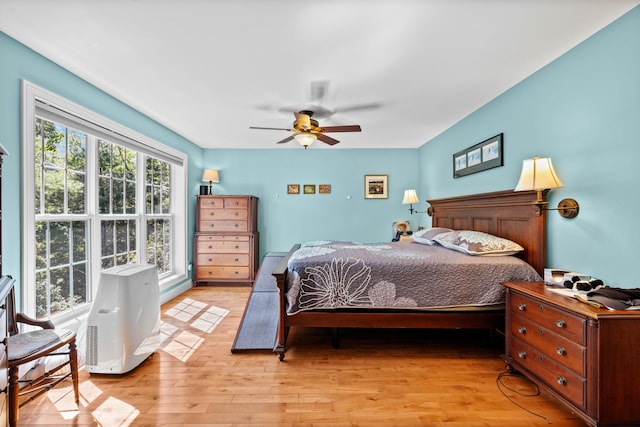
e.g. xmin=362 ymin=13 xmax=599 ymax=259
xmin=22 ymin=80 xmax=189 ymax=323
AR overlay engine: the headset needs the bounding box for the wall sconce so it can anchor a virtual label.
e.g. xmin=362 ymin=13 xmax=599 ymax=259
xmin=514 ymin=157 xmax=579 ymax=218
xmin=202 ymin=169 xmax=219 ymax=195
xmin=402 ymin=189 xmax=426 ymax=214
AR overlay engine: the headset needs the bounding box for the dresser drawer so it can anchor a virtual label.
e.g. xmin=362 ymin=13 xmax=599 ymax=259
xmin=223 ymin=197 xmax=249 ymax=208
xmin=197 ymin=253 xmax=249 ymax=267
xmin=510 ymin=292 xmax=585 ymax=345
xmin=196 ymin=234 xmax=250 ymax=242
xmin=511 ymin=313 xmax=585 ymax=376
xmin=196 ymin=240 xmax=250 ymax=254
xmin=199 ymin=220 xmax=248 ymax=232
xmin=199 ymin=197 xmax=224 ymax=209
xmin=511 ymin=337 xmax=586 ymax=409
xmin=199 ymin=208 xmax=248 ymax=221
xmin=196 ymin=266 xmax=250 ymax=280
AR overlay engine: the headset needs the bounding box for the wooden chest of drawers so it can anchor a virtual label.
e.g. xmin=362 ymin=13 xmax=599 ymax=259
xmin=503 ymin=281 xmax=640 ymax=427
xmin=194 ymin=195 xmax=258 ymax=285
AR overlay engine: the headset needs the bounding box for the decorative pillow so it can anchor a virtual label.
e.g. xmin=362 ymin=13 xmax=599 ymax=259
xmin=412 ymin=227 xmax=453 ymax=245
xmin=433 ymin=230 xmax=524 ymax=256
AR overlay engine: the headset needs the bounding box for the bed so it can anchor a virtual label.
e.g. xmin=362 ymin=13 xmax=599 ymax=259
xmin=271 ymin=189 xmax=546 ymax=360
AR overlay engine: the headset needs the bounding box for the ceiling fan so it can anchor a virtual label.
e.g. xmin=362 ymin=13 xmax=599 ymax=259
xmin=249 ymin=110 xmax=361 ymax=148
xmin=275 ymin=80 xmax=381 ymax=120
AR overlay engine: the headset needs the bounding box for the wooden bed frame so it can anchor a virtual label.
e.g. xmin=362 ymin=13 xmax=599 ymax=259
xmin=271 ymin=189 xmax=546 ymax=360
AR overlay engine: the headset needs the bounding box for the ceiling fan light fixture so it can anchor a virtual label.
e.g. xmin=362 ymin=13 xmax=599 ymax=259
xmin=294 ymin=132 xmax=317 ymax=148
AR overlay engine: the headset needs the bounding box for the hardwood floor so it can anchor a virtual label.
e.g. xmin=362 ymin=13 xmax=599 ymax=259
xmin=18 ymin=285 xmax=586 ymax=426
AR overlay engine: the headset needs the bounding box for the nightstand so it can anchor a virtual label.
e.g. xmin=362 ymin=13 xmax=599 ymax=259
xmin=502 ymin=281 xmax=640 ymax=427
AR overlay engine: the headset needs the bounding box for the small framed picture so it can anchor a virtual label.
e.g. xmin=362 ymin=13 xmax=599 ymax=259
xmin=287 ymin=184 xmax=300 ymax=194
xmin=319 ymin=184 xmax=331 ymax=194
xmin=303 ymin=184 xmax=316 ymax=194
xmin=364 ymin=174 xmax=388 ymax=199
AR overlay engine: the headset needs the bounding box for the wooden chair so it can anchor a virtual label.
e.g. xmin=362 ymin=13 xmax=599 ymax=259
xmin=6 ymin=288 xmax=79 ymax=426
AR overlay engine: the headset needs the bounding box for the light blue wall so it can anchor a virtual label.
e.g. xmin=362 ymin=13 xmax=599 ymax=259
xmin=417 ymin=6 xmax=640 ymax=287
xmin=0 ymin=32 xmax=204 ymax=296
xmin=202 ymin=149 xmax=421 ymax=256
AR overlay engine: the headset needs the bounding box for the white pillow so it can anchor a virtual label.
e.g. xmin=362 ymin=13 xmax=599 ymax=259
xmin=433 ymin=230 xmax=524 ymax=256
xmin=412 ymin=227 xmax=453 ymax=245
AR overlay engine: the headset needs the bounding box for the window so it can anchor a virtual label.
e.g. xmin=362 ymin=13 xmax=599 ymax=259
xmin=23 ymin=81 xmax=188 ymax=322
xmin=34 ymin=119 xmax=89 ymax=318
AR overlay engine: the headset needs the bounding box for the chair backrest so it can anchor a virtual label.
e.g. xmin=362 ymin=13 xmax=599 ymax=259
xmin=6 ymin=284 xmax=18 ymax=336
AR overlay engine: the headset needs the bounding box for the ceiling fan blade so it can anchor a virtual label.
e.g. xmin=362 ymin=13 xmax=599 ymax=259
xmin=317 ymin=133 xmax=340 ymax=145
xmin=319 ymin=125 xmax=362 ymax=133
xmin=249 ymin=126 xmax=294 ymax=131
xmin=334 ymin=102 xmax=382 ymax=114
xmin=276 ymin=135 xmax=295 ymax=144
xmin=310 ymin=80 xmax=330 ymax=104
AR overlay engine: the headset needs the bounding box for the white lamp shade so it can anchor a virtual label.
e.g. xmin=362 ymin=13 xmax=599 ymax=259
xmin=294 ymin=133 xmax=317 ymax=147
xmin=202 ymin=169 xmax=219 ymax=183
xmin=402 ymin=189 xmax=420 ymax=204
xmin=515 ymin=157 xmax=563 ymax=191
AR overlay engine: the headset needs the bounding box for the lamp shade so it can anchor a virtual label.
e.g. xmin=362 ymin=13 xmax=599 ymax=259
xmin=294 ymin=133 xmax=317 ymax=148
xmin=202 ymin=169 xmax=219 ymax=183
xmin=402 ymin=189 xmax=420 ymax=204
xmin=515 ymin=157 xmax=563 ymax=191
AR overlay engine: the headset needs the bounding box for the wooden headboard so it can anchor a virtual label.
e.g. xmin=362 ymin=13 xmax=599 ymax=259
xmin=427 ymin=189 xmax=546 ymax=275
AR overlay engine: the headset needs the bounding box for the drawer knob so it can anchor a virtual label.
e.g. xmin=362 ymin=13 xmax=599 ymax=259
xmin=556 ymin=320 xmax=567 ymax=329
xmin=518 ymin=303 xmax=527 ymax=311
xmin=539 ymin=328 xmax=544 ymax=336
xmin=557 ymin=376 xmax=567 ymax=386
xmin=557 ymin=347 xmax=567 ymax=356
xmin=539 ymin=304 xmax=544 ymax=312
xmin=208 ymin=258 xmax=212 ymax=262
xmin=208 ymin=245 xmax=213 ymax=249
xmin=518 ymin=326 xmax=527 ymax=334
xmin=518 ymin=351 xmax=527 ymax=359
xmin=234 ymin=224 xmax=239 ymax=228
xmin=235 ymin=258 xmax=239 ymax=262
xmin=235 ymin=245 xmax=239 ymax=249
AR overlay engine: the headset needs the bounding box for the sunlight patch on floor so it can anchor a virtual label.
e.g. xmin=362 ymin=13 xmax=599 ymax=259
xmin=162 ymin=330 xmax=205 ymax=362
xmin=159 ymin=297 xmax=228 ymax=361
xmin=163 ymin=297 xmax=208 ymax=322
xmin=45 ymin=385 xmax=80 ymax=420
xmin=91 ymin=396 xmax=139 ymax=426
xmin=191 ymin=305 xmax=229 ymax=333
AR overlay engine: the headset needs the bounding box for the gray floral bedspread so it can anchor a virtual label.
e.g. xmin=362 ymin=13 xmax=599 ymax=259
xmin=285 ymin=241 xmax=542 ymax=315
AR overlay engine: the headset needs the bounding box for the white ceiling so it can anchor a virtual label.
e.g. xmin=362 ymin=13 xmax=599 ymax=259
xmin=1 ymin=0 xmax=638 ymax=149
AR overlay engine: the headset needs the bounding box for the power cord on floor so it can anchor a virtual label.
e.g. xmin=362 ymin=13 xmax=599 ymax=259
xmin=496 ymin=371 xmax=552 ymax=424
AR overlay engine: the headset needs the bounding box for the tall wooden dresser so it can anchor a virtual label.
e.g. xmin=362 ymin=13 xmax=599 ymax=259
xmin=194 ymin=195 xmax=259 ymax=286
xmin=503 ymin=281 xmax=640 ymax=427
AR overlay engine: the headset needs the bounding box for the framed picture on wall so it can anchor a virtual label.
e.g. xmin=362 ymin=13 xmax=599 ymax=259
xmin=364 ymin=174 xmax=388 ymax=199
xmin=319 ymin=184 xmax=331 ymax=194
xmin=453 ymin=133 xmax=504 ymax=178
xmin=287 ymin=184 xmax=300 ymax=194
xmin=303 ymin=184 xmax=316 ymax=194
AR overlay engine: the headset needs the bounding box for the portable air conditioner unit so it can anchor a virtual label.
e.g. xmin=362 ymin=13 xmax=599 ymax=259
xmin=85 ymin=263 xmax=161 ymax=374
